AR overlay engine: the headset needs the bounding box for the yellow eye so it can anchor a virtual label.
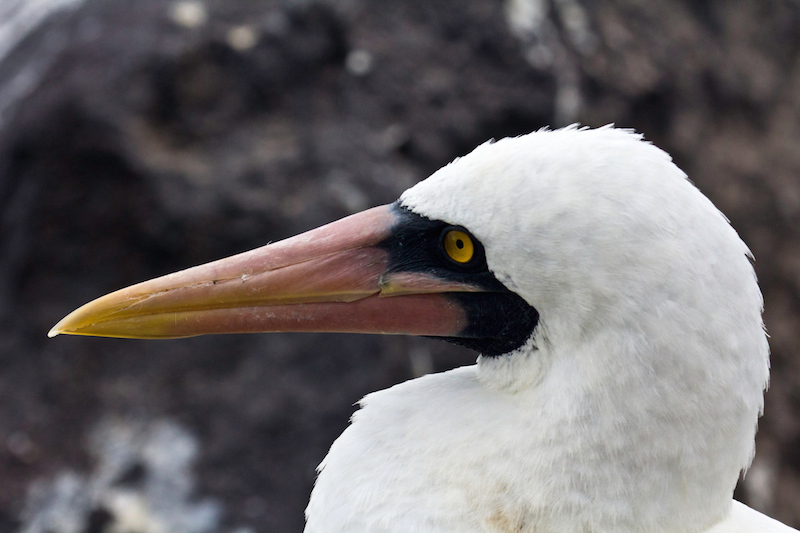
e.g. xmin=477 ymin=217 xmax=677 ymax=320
xmin=443 ymin=229 xmax=474 ymax=264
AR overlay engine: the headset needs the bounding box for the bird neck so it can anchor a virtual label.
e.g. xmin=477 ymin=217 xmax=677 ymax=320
xmin=475 ymin=322 xmax=757 ymax=532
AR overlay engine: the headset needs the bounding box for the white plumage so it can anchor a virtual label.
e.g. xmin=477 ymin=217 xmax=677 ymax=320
xmin=304 ymin=127 xmax=796 ymax=532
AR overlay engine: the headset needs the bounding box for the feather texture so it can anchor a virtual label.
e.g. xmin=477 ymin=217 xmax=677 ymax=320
xmin=305 ymin=126 xmax=792 ymax=532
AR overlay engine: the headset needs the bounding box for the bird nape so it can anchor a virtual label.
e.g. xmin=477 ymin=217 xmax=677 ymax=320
xmin=50 ymin=126 xmax=797 ymax=533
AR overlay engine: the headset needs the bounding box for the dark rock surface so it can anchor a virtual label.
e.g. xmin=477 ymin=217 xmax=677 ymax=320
xmin=1 ymin=0 xmax=799 ymax=531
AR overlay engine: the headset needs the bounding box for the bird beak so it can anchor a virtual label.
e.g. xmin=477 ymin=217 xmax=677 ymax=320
xmin=49 ymin=205 xmax=480 ymax=339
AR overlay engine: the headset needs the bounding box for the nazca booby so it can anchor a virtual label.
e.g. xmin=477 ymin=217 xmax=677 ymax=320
xmin=50 ymin=126 xmax=797 ymax=532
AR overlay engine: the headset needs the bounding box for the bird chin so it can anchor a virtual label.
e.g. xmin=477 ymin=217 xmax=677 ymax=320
xmin=477 ymin=335 xmax=547 ymax=393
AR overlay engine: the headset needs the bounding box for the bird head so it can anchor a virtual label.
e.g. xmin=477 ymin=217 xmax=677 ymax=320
xmin=402 ymin=127 xmax=768 ymax=397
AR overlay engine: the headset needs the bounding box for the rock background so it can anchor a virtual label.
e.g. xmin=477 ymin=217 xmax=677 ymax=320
xmin=0 ymin=0 xmax=799 ymax=531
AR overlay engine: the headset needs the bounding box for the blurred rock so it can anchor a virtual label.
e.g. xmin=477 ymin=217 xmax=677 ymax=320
xmin=19 ymin=418 xmax=224 ymax=533
xmin=0 ymin=0 xmax=798 ymax=531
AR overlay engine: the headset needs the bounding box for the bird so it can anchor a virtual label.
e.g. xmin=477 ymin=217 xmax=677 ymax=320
xmin=50 ymin=125 xmax=798 ymax=532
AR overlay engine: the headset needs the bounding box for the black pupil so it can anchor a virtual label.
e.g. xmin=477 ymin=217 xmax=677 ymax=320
xmin=456 ymin=240 xmax=464 ymax=249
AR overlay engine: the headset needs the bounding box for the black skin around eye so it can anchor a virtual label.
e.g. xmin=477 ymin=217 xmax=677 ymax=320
xmin=379 ymin=206 xmax=490 ymax=279
xmin=380 ymin=202 xmax=539 ymax=356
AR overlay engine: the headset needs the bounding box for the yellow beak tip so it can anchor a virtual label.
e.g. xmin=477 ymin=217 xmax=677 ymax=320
xmin=48 ymin=317 xmax=75 ymax=338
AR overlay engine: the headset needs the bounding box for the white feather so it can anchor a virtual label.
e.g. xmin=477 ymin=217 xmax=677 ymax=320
xmin=304 ymin=126 xmax=794 ymax=532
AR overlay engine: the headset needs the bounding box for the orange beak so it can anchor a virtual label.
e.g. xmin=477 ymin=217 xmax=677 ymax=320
xmin=49 ymin=205 xmax=483 ymax=340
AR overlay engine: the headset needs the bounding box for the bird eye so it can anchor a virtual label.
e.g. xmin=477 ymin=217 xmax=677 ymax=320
xmin=443 ymin=229 xmax=475 ymax=264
